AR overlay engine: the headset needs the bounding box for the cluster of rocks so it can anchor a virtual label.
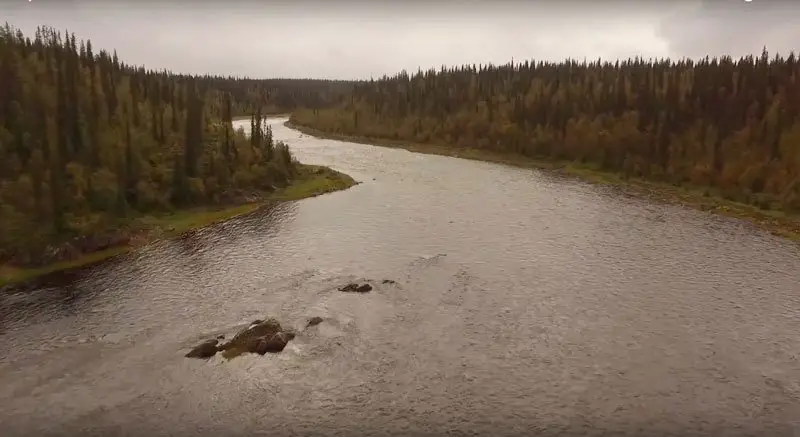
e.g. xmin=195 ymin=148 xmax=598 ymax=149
xmin=338 ymin=282 xmax=373 ymax=293
xmin=186 ymin=317 xmax=310 ymax=359
xmin=185 ymin=280 xmax=398 ymax=360
xmin=338 ymin=279 xmax=396 ymax=293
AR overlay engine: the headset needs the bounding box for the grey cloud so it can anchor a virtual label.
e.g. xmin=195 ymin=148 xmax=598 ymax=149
xmin=657 ymin=0 xmax=800 ymax=59
xmin=3 ymin=1 xmax=796 ymax=79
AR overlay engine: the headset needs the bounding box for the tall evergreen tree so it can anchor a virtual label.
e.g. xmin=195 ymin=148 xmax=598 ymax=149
xmin=0 ymin=23 xmax=312 ymax=266
xmin=292 ymin=52 xmax=800 ymax=212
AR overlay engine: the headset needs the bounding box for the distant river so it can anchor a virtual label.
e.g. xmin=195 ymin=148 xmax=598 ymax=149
xmin=1 ymin=117 xmax=799 ymax=436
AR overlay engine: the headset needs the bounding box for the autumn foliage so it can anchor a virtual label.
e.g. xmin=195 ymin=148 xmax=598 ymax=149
xmin=0 ymin=24 xmax=348 ymax=264
xmin=292 ymin=51 xmax=800 ymax=212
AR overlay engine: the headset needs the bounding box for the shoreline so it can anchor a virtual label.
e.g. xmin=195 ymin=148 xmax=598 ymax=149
xmin=285 ymin=120 xmax=800 ymax=243
xmin=231 ymin=113 xmax=291 ymax=121
xmin=0 ymin=164 xmax=357 ymax=288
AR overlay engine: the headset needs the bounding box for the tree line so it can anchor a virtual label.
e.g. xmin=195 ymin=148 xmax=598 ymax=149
xmin=292 ymin=50 xmax=800 ymax=212
xmin=200 ymin=77 xmax=354 ymax=116
xmin=0 ymin=24 xmax=344 ymax=265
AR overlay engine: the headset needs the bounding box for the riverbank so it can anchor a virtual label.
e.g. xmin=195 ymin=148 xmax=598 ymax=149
xmin=232 ymin=113 xmax=290 ymax=121
xmin=286 ymin=121 xmax=800 ymax=242
xmin=0 ymin=164 xmax=357 ymax=288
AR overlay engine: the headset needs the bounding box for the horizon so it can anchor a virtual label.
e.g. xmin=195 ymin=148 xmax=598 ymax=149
xmin=3 ymin=0 xmax=799 ymax=80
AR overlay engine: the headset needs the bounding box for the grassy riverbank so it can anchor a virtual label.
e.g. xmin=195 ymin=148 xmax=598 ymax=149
xmin=232 ymin=113 xmax=290 ymax=121
xmin=0 ymin=164 xmax=356 ymax=287
xmin=286 ymin=121 xmax=800 ymax=242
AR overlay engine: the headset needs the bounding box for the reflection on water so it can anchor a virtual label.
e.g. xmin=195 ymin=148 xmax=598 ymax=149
xmin=0 ymin=201 xmax=294 ymax=338
xmin=1 ymin=118 xmax=799 ymax=436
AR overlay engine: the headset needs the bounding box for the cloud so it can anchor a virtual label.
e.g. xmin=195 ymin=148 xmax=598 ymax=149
xmin=657 ymin=0 xmax=800 ymax=59
xmin=3 ymin=1 xmax=797 ymax=79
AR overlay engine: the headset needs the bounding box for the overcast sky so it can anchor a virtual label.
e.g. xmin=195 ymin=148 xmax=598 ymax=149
xmin=3 ymin=0 xmax=799 ymax=79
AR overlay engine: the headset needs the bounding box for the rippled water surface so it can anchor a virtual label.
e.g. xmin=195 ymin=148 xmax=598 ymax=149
xmin=1 ymin=118 xmax=799 ymax=436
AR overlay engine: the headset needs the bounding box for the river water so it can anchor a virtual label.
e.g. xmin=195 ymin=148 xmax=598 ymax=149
xmin=1 ymin=118 xmax=799 ymax=436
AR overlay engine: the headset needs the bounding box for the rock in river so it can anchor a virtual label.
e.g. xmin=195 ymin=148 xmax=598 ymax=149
xmin=339 ymin=282 xmax=372 ymax=293
xmin=306 ymin=316 xmax=324 ymax=327
xmin=184 ymin=317 xmax=300 ymax=360
xmin=254 ymin=332 xmax=297 ymax=355
xmin=185 ymin=339 xmax=219 ymax=359
xmin=216 ymin=317 xmax=295 ymax=359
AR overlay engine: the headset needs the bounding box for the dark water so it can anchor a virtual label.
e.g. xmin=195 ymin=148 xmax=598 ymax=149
xmin=1 ymin=118 xmax=799 ymax=436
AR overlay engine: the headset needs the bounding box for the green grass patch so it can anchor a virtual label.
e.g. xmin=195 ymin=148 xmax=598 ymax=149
xmin=287 ymin=121 xmax=800 ymax=243
xmin=0 ymin=246 xmax=132 ymax=287
xmin=0 ymin=164 xmax=357 ymax=288
xmin=136 ymin=202 xmax=264 ymax=239
xmin=272 ymin=164 xmax=357 ymax=201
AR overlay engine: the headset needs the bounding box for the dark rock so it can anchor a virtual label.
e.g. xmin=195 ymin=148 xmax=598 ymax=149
xmin=306 ymin=316 xmax=324 ymax=327
xmin=216 ymin=317 xmax=294 ymax=360
xmin=185 ymin=339 xmax=219 ymax=359
xmin=244 ymin=337 xmax=262 ymax=354
xmin=254 ymin=338 xmax=269 ymax=355
xmin=217 ymin=334 xmax=225 ymax=340
xmin=381 ymin=279 xmax=396 ymax=284
xmin=246 ymin=318 xmax=282 ymax=336
xmin=250 ymin=319 xmax=263 ymax=325
xmin=219 ymin=318 xmax=282 ymax=353
xmin=259 ymin=332 xmax=296 ymax=354
xmin=338 ymin=283 xmax=359 ymax=292
xmin=339 ymin=282 xmax=372 ymax=293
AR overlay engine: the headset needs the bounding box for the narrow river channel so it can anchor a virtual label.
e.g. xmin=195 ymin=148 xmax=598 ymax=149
xmin=1 ymin=118 xmax=799 ymax=436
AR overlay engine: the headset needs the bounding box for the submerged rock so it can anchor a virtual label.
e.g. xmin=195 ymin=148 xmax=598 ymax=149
xmin=255 ymin=332 xmax=296 ymax=355
xmin=339 ymin=282 xmax=372 ymax=293
xmin=186 ymin=317 xmax=300 ymax=361
xmin=216 ymin=317 xmax=295 ymax=359
xmin=185 ymin=339 xmax=219 ymax=359
xmin=253 ymin=338 xmax=269 ymax=355
xmin=306 ymin=316 xmax=324 ymax=327
xmin=220 ymin=318 xmax=282 ymax=350
xmin=381 ymin=279 xmax=396 ymax=284
xmin=339 ymin=283 xmax=358 ymax=292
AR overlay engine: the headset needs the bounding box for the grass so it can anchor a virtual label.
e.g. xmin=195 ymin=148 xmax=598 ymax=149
xmin=0 ymin=164 xmax=357 ymax=288
xmin=286 ymin=121 xmax=800 ymax=243
xmin=0 ymin=246 xmax=133 ymax=287
xmin=271 ymin=164 xmax=358 ymax=201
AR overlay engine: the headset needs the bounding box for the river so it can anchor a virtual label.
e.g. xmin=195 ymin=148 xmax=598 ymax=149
xmin=1 ymin=117 xmax=799 ymax=436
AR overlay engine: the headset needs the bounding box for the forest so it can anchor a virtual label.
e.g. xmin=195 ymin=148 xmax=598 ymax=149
xmin=201 ymin=77 xmax=353 ymax=116
xmin=291 ymin=51 xmax=800 ymax=213
xmin=0 ymin=24 xmax=350 ymax=269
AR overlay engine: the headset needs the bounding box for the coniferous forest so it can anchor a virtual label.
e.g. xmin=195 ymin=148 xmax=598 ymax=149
xmin=4 ymin=21 xmax=800 ymax=280
xmin=0 ymin=24 xmax=352 ymax=269
xmin=203 ymin=77 xmax=353 ymax=116
xmin=291 ymin=51 xmax=800 ymax=213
